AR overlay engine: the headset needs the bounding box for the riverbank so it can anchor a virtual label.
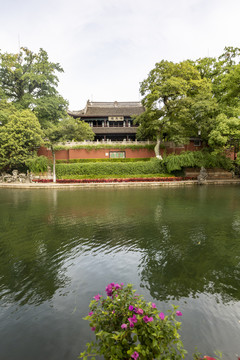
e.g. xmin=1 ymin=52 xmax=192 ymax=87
xmin=0 ymin=179 xmax=240 ymax=188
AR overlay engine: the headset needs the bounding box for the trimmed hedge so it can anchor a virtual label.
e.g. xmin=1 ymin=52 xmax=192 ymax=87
xmin=56 ymin=158 xmax=151 ymax=164
xmin=56 ymin=159 xmax=165 ymax=177
xmin=54 ymin=151 xmax=233 ymax=177
xmin=54 ymin=144 xmax=155 ymax=151
xmin=59 ymin=173 xmax=173 ymax=180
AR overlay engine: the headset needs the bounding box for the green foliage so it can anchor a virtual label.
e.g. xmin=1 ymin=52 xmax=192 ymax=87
xmin=80 ymin=283 xmax=187 ymax=360
xmin=43 ymin=119 xmax=95 ymax=182
xmin=59 ymin=173 xmax=173 ymax=180
xmin=54 ymin=144 xmax=155 ymax=151
xmin=25 ymin=156 xmax=49 ymax=173
xmin=163 ymin=151 xmax=233 ymax=172
xmin=136 ymin=60 xmax=217 ymax=146
xmin=56 ymin=158 xmax=152 ymax=164
xmin=56 ymin=159 xmax=165 ymax=177
xmin=0 ymin=47 xmax=68 ymax=126
xmin=33 ymin=95 xmax=68 ymax=128
xmin=194 ymin=46 xmax=240 ymax=117
xmin=137 ymin=47 xmax=240 ymax=153
xmin=0 ymin=109 xmax=43 ymax=171
xmin=235 ymin=152 xmax=240 ymax=166
xmin=208 ymin=114 xmax=240 ymax=150
xmin=0 ymin=100 xmax=17 ymax=126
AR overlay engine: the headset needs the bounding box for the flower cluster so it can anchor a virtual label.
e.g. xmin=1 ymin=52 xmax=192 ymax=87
xmin=80 ymin=283 xmax=187 ymax=360
xmin=32 ymin=176 xmax=196 ymax=184
xmin=105 ymin=282 xmax=123 ymax=296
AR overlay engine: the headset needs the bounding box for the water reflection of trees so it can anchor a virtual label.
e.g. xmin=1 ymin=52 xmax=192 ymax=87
xmin=1 ymin=187 xmax=240 ymax=306
xmin=138 ymin=189 xmax=240 ymax=303
xmin=0 ymin=190 xmax=73 ymax=305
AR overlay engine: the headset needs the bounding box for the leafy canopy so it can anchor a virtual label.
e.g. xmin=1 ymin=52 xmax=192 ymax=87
xmin=0 ymin=109 xmax=43 ymax=170
xmin=136 ymin=47 xmax=240 ymax=155
xmin=136 ymin=60 xmax=216 ymax=145
xmin=0 ymin=47 xmax=68 ymax=126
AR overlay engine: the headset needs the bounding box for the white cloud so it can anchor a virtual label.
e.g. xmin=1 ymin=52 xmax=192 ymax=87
xmin=0 ymin=0 xmax=240 ymax=109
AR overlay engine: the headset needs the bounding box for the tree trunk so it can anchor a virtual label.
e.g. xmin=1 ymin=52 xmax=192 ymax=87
xmin=154 ymin=134 xmax=163 ymax=160
xmin=52 ymin=147 xmax=56 ymax=183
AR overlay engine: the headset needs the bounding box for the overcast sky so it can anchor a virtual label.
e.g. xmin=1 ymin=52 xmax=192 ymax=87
xmin=0 ymin=0 xmax=239 ymax=110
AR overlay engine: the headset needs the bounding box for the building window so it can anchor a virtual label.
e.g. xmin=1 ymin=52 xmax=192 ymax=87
xmin=109 ymin=151 xmax=126 ymax=159
xmin=194 ymin=140 xmax=201 ymax=147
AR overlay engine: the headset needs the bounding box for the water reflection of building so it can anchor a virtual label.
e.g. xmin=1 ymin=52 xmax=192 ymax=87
xmin=68 ymin=100 xmax=145 ymax=142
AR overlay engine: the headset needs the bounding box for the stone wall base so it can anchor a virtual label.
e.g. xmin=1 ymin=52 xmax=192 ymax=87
xmin=184 ymin=167 xmax=233 ymax=179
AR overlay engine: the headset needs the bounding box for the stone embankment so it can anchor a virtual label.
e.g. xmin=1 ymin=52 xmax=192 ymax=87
xmin=0 ymin=179 xmax=240 ymax=189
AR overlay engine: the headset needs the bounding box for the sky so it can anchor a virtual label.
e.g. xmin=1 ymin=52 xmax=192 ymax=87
xmin=0 ymin=0 xmax=240 ymax=110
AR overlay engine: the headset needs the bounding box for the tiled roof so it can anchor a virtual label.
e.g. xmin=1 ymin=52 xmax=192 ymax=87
xmin=68 ymin=101 xmax=145 ymax=118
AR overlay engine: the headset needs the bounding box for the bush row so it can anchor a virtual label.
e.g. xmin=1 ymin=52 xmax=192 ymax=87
xmin=54 ymin=144 xmax=155 ymax=151
xmin=56 ymin=158 xmax=151 ymax=164
xmin=56 ymin=159 xmax=165 ymax=177
xmin=55 ymin=151 xmax=233 ymax=177
xmin=164 ymin=151 xmax=233 ymax=172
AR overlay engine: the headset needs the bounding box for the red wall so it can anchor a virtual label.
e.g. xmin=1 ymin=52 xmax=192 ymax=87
xmin=37 ymin=147 xmax=156 ymax=160
xmin=37 ymin=141 xmax=205 ymax=160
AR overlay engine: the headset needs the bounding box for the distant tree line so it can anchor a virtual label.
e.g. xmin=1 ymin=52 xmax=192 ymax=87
xmin=0 ymin=47 xmax=94 ymax=179
xmin=135 ymin=46 xmax=240 ymax=160
xmin=1 ymin=46 xmax=240 ymax=178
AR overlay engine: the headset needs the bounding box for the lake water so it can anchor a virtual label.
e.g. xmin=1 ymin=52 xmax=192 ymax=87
xmin=0 ymin=186 xmax=240 ymax=360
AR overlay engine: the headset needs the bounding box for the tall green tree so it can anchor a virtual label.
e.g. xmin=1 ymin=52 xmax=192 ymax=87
xmin=194 ymin=46 xmax=240 ymax=118
xmin=135 ymin=60 xmax=217 ymax=157
xmin=44 ymin=118 xmax=94 ymax=182
xmin=0 ymin=47 xmax=68 ymax=126
xmin=0 ymin=109 xmax=43 ymax=171
xmin=208 ymin=114 xmax=240 ymax=158
xmin=0 ymin=99 xmax=17 ymax=126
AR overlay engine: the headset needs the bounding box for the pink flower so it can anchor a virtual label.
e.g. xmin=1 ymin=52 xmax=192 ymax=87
xmin=128 ymin=319 xmax=135 ymax=328
xmin=93 ymin=294 xmax=102 ymax=301
xmin=129 ymin=305 xmax=134 ymax=311
xmin=131 ymin=314 xmax=137 ymax=323
xmin=105 ymin=284 xmax=113 ymax=296
xmin=131 ymin=351 xmax=139 ymax=359
xmin=176 ymin=311 xmax=182 ymax=316
xmin=91 ymin=327 xmax=96 ymax=331
xmin=159 ymin=312 xmax=165 ymax=320
xmin=143 ymin=315 xmax=153 ymax=323
xmin=128 ymin=314 xmax=138 ymax=328
xmin=137 ymin=308 xmax=144 ymax=315
xmin=88 ymin=311 xmax=93 ymax=316
xmin=152 ymin=303 xmax=156 ymax=308
xmin=121 ymin=323 xmax=127 ymax=329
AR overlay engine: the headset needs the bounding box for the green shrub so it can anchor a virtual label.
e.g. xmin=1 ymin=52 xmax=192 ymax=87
xmin=25 ymin=156 xmax=49 ymax=173
xmin=56 ymin=158 xmax=151 ymax=164
xmin=54 ymin=144 xmax=155 ymax=151
xmin=80 ymin=283 xmax=187 ymax=360
xmin=59 ymin=173 xmax=173 ymax=180
xmin=164 ymin=151 xmax=233 ymax=172
xmin=56 ymin=159 xmax=165 ymax=177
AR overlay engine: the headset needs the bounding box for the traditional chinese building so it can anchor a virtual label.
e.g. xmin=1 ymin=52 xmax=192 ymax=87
xmin=68 ymin=100 xmax=145 ymax=141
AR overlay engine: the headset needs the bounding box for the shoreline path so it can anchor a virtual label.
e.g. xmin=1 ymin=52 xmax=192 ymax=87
xmin=0 ymin=179 xmax=240 ymax=189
